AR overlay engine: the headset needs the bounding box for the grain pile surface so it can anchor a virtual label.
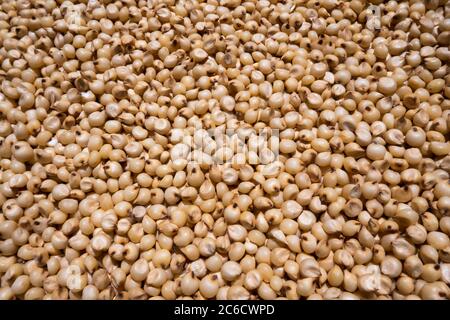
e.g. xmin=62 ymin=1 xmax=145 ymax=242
xmin=0 ymin=0 xmax=449 ymax=300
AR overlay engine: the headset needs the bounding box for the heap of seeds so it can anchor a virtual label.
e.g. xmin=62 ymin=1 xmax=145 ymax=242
xmin=0 ymin=0 xmax=449 ymax=300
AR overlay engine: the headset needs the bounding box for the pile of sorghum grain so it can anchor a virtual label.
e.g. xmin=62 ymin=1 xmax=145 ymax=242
xmin=0 ymin=0 xmax=449 ymax=300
